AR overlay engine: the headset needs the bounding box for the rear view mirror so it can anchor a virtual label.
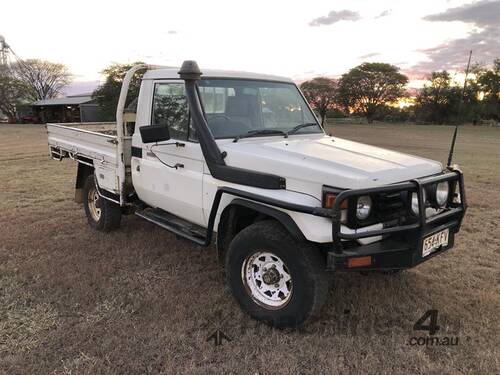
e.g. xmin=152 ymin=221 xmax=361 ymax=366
xmin=139 ymin=125 xmax=171 ymax=143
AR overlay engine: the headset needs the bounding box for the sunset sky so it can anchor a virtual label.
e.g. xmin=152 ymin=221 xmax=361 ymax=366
xmin=2 ymin=0 xmax=499 ymax=93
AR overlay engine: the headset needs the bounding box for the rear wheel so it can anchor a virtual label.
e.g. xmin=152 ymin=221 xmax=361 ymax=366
xmin=83 ymin=175 xmax=121 ymax=231
xmin=226 ymin=221 xmax=329 ymax=328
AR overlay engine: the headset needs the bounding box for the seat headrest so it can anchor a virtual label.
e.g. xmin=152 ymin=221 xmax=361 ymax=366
xmin=226 ymin=95 xmax=254 ymax=116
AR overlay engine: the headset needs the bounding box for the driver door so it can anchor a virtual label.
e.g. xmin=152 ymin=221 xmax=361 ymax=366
xmin=132 ymin=81 xmax=205 ymax=226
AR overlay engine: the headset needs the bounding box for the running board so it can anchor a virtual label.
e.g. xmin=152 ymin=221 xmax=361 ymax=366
xmin=135 ymin=208 xmax=208 ymax=246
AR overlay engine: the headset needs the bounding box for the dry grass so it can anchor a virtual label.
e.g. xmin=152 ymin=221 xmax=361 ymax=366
xmin=1 ymin=123 xmax=499 ymax=374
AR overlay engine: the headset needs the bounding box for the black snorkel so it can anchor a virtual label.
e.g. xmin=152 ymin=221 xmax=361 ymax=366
xmin=178 ymin=60 xmax=286 ymax=189
xmin=178 ymin=60 xmax=226 ymax=167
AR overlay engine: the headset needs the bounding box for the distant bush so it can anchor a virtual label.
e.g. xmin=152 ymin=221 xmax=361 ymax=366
xmin=326 ymin=108 xmax=347 ymax=118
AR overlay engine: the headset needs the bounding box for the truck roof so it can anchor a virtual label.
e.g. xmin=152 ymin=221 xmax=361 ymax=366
xmin=143 ymin=68 xmax=293 ymax=83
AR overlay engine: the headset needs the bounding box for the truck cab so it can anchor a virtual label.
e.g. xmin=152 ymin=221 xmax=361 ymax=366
xmin=47 ymin=61 xmax=466 ymax=327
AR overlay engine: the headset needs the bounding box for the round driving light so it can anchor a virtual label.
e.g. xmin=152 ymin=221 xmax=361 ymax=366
xmin=356 ymin=195 xmax=372 ymax=220
xmin=411 ymin=190 xmax=426 ymax=215
xmin=435 ymin=182 xmax=449 ymax=207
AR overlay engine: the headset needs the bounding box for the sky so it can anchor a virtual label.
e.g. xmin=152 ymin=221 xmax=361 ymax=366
xmin=2 ymin=0 xmax=499 ymax=94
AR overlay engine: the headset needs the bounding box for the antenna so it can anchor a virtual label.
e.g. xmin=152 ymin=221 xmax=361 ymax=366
xmin=447 ymin=50 xmax=472 ymax=167
xmin=446 ymin=125 xmax=458 ymax=167
xmin=456 ymin=50 xmax=473 ymax=124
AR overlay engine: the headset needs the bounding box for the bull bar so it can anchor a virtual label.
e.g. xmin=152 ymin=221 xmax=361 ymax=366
xmin=326 ymin=169 xmax=467 ymax=270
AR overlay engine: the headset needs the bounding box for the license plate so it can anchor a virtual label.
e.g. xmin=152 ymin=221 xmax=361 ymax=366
xmin=422 ymin=229 xmax=449 ymax=257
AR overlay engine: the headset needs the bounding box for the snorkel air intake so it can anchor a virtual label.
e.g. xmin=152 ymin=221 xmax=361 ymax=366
xmin=178 ymin=60 xmax=226 ymax=166
xmin=178 ymin=60 xmax=286 ymax=189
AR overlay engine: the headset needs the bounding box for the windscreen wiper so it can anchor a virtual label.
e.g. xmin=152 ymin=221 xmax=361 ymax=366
xmin=285 ymin=122 xmax=319 ymax=137
xmin=233 ymin=129 xmax=287 ymax=143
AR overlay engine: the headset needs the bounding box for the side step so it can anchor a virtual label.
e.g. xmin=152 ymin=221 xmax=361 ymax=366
xmin=135 ymin=208 xmax=208 ymax=246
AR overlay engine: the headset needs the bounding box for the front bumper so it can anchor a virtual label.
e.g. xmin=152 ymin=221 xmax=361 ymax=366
xmin=326 ymin=169 xmax=467 ymax=271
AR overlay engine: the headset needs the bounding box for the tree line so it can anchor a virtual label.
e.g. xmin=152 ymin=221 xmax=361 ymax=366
xmin=300 ymin=59 xmax=499 ymax=125
xmin=1 ymin=58 xmax=498 ymax=125
xmin=0 ymin=60 xmax=71 ymax=122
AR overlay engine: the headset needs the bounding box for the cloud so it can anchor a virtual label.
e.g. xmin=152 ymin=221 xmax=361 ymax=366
xmin=359 ymin=52 xmax=380 ymax=59
xmin=309 ymin=10 xmax=361 ymax=26
xmin=375 ymin=9 xmax=392 ymax=19
xmin=423 ymin=0 xmax=500 ymax=26
xmin=411 ymin=0 xmax=500 ymax=74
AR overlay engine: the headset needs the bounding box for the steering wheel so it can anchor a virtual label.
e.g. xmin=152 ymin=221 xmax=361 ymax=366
xmin=206 ymin=114 xmax=252 ymax=137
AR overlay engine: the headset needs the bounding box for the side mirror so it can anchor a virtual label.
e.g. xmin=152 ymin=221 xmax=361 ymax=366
xmin=139 ymin=125 xmax=171 ymax=143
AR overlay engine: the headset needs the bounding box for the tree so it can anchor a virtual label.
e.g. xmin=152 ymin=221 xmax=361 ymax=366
xmin=415 ymin=71 xmax=458 ymax=124
xmin=474 ymin=59 xmax=500 ymax=120
xmin=300 ymin=77 xmax=338 ymax=125
xmin=92 ymin=62 xmax=145 ymax=121
xmin=337 ymin=62 xmax=408 ymax=122
xmin=0 ymin=67 xmax=30 ymax=122
xmin=414 ymin=71 xmax=480 ymax=124
xmin=13 ymin=59 xmax=72 ymax=101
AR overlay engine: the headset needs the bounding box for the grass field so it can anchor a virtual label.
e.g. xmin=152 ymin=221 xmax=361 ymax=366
xmin=1 ymin=123 xmax=499 ymax=374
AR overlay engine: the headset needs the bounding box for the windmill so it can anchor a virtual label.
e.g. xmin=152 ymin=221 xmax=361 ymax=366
xmin=0 ymin=35 xmax=10 ymax=67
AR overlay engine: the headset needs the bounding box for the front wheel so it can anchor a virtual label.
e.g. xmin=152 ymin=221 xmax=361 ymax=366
xmin=83 ymin=174 xmax=121 ymax=232
xmin=225 ymin=221 xmax=329 ymax=328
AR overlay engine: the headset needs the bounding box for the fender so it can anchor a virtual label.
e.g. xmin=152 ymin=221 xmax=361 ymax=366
xmin=75 ymin=162 xmax=94 ymax=203
xmin=215 ymin=197 xmax=306 ymax=265
xmin=225 ymin=198 xmax=305 ymax=241
xmin=75 ymin=161 xmax=122 ymax=205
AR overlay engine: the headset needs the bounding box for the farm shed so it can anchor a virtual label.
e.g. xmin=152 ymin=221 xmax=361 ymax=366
xmin=32 ymin=94 xmax=102 ymax=123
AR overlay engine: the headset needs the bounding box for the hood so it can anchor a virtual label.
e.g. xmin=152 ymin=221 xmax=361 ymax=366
xmin=219 ymin=134 xmax=443 ymax=191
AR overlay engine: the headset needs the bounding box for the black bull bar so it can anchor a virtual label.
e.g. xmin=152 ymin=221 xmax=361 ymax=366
xmin=327 ymin=169 xmax=467 ymax=270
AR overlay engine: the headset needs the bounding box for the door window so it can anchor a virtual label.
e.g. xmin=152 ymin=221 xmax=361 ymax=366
xmin=151 ymin=83 xmax=189 ymax=140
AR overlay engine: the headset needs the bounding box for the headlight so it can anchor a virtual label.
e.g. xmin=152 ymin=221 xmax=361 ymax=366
xmin=435 ymin=182 xmax=449 ymax=207
xmin=411 ymin=189 xmax=426 ymax=215
xmin=356 ymin=195 xmax=372 ymax=220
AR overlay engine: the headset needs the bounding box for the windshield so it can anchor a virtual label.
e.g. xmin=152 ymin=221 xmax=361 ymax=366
xmin=198 ymin=79 xmax=321 ymax=139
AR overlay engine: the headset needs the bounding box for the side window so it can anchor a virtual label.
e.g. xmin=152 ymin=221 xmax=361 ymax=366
xmin=152 ymin=83 xmax=189 ymax=140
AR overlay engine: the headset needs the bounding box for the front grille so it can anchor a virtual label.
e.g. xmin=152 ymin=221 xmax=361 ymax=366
xmin=378 ymin=191 xmax=405 ymax=212
xmin=377 ymin=191 xmax=409 ymax=224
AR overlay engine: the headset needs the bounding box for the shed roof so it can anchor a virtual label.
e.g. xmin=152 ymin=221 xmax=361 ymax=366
xmin=33 ymin=95 xmax=94 ymax=106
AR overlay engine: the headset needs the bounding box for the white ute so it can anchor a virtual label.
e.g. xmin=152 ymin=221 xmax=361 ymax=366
xmin=47 ymin=61 xmax=466 ymax=327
